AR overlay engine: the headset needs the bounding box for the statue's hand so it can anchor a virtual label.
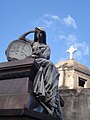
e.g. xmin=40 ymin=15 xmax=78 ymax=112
xmin=31 ymin=54 xmax=38 ymax=59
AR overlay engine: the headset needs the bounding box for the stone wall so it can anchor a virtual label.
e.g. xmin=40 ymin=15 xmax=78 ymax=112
xmin=60 ymin=88 xmax=90 ymax=120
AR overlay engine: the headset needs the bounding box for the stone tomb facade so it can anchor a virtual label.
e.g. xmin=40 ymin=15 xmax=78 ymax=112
xmin=56 ymin=59 xmax=90 ymax=89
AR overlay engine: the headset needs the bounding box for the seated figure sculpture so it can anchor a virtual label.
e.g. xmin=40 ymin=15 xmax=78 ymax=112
xmin=19 ymin=27 xmax=63 ymax=118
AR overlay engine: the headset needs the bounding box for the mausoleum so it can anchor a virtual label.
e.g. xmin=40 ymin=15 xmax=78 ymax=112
xmin=56 ymin=46 xmax=90 ymax=89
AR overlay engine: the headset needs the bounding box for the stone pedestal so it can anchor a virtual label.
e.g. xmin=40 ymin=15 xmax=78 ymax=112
xmin=0 ymin=58 xmax=60 ymax=120
xmin=0 ymin=58 xmax=38 ymax=110
xmin=0 ymin=57 xmax=39 ymax=80
xmin=0 ymin=77 xmax=32 ymax=109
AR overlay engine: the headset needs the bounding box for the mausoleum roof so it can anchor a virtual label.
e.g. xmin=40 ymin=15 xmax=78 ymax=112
xmin=56 ymin=59 xmax=90 ymax=76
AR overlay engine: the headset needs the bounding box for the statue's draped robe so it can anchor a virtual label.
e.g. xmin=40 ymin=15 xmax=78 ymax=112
xmin=32 ymin=42 xmax=62 ymax=117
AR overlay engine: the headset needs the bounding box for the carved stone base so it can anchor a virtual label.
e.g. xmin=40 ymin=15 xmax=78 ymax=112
xmin=0 ymin=77 xmax=32 ymax=109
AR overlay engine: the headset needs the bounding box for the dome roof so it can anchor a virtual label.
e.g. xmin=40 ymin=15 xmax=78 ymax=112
xmin=56 ymin=59 xmax=90 ymax=76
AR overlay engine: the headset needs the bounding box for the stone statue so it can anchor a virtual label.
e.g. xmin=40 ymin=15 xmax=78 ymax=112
xmin=19 ymin=27 xmax=63 ymax=118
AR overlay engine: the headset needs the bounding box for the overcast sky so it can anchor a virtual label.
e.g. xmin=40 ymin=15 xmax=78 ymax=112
xmin=0 ymin=0 xmax=90 ymax=69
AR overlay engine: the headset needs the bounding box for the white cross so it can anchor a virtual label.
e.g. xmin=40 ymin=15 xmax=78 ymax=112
xmin=66 ymin=46 xmax=77 ymax=59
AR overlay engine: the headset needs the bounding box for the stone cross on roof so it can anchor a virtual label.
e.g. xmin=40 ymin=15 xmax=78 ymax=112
xmin=66 ymin=46 xmax=77 ymax=59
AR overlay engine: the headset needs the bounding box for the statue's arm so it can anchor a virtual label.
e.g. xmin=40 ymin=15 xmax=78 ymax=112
xmin=32 ymin=45 xmax=50 ymax=60
xmin=39 ymin=45 xmax=51 ymax=60
xmin=19 ymin=30 xmax=35 ymax=40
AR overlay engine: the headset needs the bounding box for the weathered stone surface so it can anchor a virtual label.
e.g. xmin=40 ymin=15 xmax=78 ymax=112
xmin=0 ymin=58 xmax=39 ymax=80
xmin=56 ymin=59 xmax=90 ymax=74
xmin=0 ymin=77 xmax=31 ymax=94
xmin=60 ymin=88 xmax=90 ymax=120
xmin=0 ymin=77 xmax=33 ymax=109
xmin=0 ymin=58 xmax=38 ymax=110
xmin=0 ymin=93 xmax=30 ymax=109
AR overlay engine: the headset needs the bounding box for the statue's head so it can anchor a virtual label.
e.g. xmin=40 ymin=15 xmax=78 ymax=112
xmin=34 ymin=27 xmax=46 ymax=44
